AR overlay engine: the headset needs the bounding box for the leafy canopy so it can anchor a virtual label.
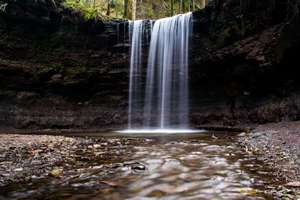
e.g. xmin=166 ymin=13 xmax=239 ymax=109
xmin=63 ymin=0 xmax=208 ymax=20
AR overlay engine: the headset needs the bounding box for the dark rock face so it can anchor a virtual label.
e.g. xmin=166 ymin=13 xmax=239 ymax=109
xmin=0 ymin=0 xmax=129 ymax=130
xmin=190 ymin=0 xmax=300 ymax=126
xmin=0 ymin=0 xmax=300 ymax=130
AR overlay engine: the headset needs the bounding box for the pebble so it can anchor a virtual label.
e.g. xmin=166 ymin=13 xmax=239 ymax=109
xmin=286 ymin=182 xmax=300 ymax=188
xmin=132 ymin=164 xmax=146 ymax=171
xmin=238 ymin=132 xmax=246 ymax=137
xmin=14 ymin=168 xmax=23 ymax=172
xmin=93 ymin=144 xmax=101 ymax=148
xmin=31 ymin=175 xmax=38 ymax=179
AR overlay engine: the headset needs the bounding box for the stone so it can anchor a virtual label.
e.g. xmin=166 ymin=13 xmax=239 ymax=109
xmin=131 ymin=163 xmax=146 ymax=171
xmin=93 ymin=144 xmax=101 ymax=148
xmin=16 ymin=92 xmax=38 ymax=101
xmin=49 ymin=74 xmax=63 ymax=83
xmin=14 ymin=168 xmax=23 ymax=172
xmin=285 ymin=182 xmax=300 ymax=188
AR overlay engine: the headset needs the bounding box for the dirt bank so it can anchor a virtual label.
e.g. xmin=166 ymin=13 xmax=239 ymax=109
xmin=0 ymin=133 xmax=149 ymax=188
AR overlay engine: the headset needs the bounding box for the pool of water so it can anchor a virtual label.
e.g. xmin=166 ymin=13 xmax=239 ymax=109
xmin=0 ymin=131 xmax=280 ymax=200
xmin=116 ymin=129 xmax=203 ymax=134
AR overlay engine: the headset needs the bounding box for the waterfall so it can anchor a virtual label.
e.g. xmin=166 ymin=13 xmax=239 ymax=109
xmin=128 ymin=20 xmax=146 ymax=129
xmin=127 ymin=12 xmax=193 ymax=132
xmin=144 ymin=13 xmax=192 ymax=129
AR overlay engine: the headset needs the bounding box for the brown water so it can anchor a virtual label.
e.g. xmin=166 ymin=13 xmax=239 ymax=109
xmin=0 ymin=131 xmax=279 ymax=200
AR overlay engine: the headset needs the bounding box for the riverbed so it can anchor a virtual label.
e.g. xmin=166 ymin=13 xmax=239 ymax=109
xmin=0 ymin=131 xmax=298 ymax=199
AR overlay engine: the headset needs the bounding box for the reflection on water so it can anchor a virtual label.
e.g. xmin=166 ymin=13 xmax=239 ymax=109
xmin=1 ymin=132 xmax=277 ymax=200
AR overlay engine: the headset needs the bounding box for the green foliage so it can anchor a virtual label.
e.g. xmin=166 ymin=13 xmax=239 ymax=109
xmin=63 ymin=0 xmax=208 ymax=20
xmin=64 ymin=0 xmax=102 ymax=19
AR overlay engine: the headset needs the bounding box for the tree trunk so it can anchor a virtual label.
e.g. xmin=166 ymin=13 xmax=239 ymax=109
xmin=191 ymin=0 xmax=195 ymax=11
xmin=132 ymin=0 xmax=136 ymax=20
xmin=106 ymin=0 xmax=111 ymax=16
xmin=124 ymin=0 xmax=129 ymax=18
xmin=200 ymin=0 xmax=206 ymax=9
xmin=171 ymin=0 xmax=174 ymax=15
xmin=179 ymin=0 xmax=185 ymax=13
xmin=179 ymin=0 xmax=182 ymax=13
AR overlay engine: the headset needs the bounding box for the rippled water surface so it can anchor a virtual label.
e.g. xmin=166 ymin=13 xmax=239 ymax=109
xmin=1 ymin=132 xmax=279 ymax=200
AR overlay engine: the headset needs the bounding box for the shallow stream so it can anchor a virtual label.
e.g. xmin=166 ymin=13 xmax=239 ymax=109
xmin=0 ymin=131 xmax=281 ymax=200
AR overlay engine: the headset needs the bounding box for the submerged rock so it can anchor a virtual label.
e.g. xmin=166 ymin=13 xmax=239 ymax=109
xmin=131 ymin=163 xmax=146 ymax=171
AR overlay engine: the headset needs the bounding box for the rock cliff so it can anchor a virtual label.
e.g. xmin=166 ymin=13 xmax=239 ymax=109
xmin=0 ymin=0 xmax=300 ymax=130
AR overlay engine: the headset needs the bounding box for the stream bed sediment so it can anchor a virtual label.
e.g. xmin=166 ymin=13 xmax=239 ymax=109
xmin=0 ymin=131 xmax=299 ymax=200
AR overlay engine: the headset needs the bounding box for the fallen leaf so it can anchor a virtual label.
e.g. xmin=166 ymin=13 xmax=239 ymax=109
xmin=100 ymin=180 xmax=118 ymax=187
xmin=49 ymin=167 xmax=63 ymax=177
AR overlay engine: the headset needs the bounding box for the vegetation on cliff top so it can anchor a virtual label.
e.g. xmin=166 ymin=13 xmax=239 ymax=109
xmin=64 ymin=0 xmax=209 ymax=20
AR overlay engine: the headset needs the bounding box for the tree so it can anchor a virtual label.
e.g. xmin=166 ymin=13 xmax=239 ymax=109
xmin=191 ymin=0 xmax=195 ymax=11
xmin=65 ymin=0 xmax=213 ymax=20
xmin=132 ymin=0 xmax=136 ymax=19
xmin=124 ymin=0 xmax=129 ymax=18
xmin=179 ymin=0 xmax=183 ymax=12
xmin=170 ymin=0 xmax=174 ymax=15
xmin=106 ymin=0 xmax=111 ymax=16
xmin=199 ymin=0 xmax=206 ymax=9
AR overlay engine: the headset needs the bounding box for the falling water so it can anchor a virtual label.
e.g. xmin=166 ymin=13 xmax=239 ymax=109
xmin=128 ymin=20 xmax=145 ymax=129
xmin=126 ymin=13 xmax=193 ymax=132
xmin=144 ymin=13 xmax=192 ymax=129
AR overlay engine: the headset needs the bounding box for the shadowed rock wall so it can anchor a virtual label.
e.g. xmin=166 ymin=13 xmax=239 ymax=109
xmin=0 ymin=0 xmax=130 ymax=129
xmin=190 ymin=0 xmax=300 ymax=126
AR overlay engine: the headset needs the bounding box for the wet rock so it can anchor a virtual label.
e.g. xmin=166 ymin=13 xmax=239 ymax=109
xmin=285 ymin=182 xmax=300 ymax=188
xmin=16 ymin=92 xmax=38 ymax=102
xmin=49 ymin=74 xmax=63 ymax=83
xmin=238 ymin=132 xmax=246 ymax=137
xmin=13 ymin=167 xmax=23 ymax=172
xmin=131 ymin=163 xmax=146 ymax=171
xmin=31 ymin=175 xmax=39 ymax=180
xmin=93 ymin=144 xmax=101 ymax=148
xmin=100 ymin=180 xmax=118 ymax=187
